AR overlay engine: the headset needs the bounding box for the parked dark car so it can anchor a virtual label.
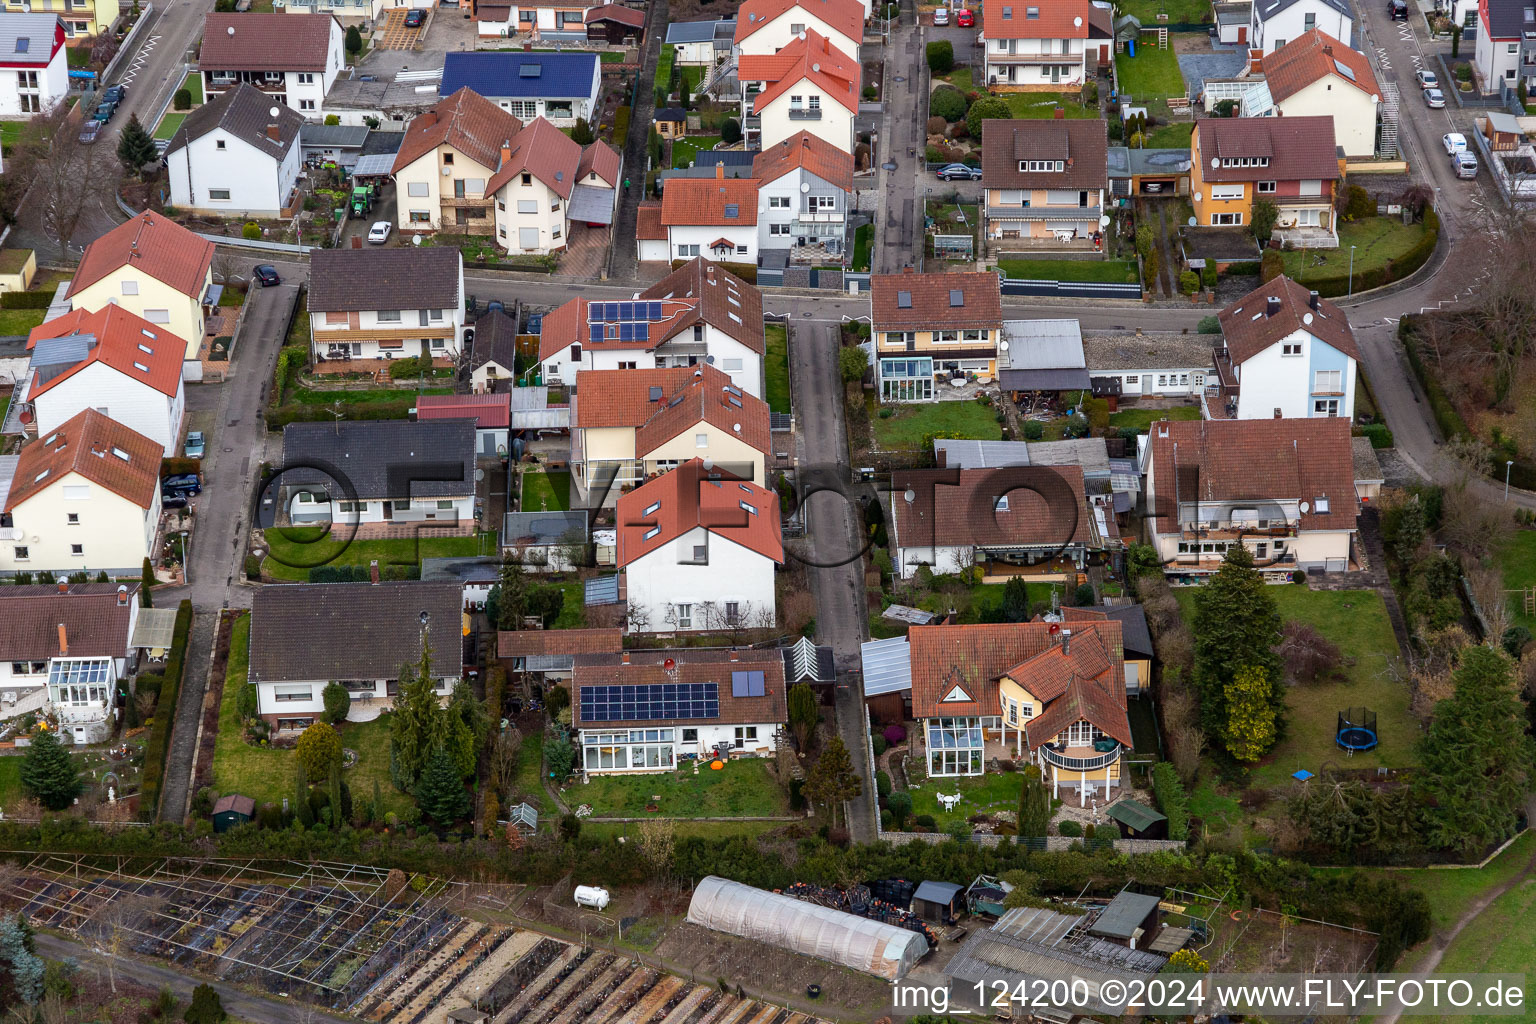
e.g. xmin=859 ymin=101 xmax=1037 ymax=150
xmin=253 ymin=264 xmax=281 ymax=287
xmin=1388 ymin=0 xmax=1407 ymax=17
xmin=102 ymin=83 xmax=128 ymax=105
xmin=162 ymin=474 xmax=202 ymax=496
xmin=78 ymin=120 xmax=103 ymax=145
xmin=92 ymin=99 xmax=117 ymax=124
xmin=404 ymin=8 xmax=425 ymax=26
xmin=935 ymin=163 xmax=982 ymax=181
xmin=160 ymin=493 xmax=189 ymax=510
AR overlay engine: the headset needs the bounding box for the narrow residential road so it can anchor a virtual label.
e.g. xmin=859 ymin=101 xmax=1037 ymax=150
xmin=605 ymin=0 xmax=669 ymax=281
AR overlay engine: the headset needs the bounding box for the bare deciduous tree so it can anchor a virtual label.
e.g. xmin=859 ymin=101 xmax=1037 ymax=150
xmin=636 ymin=818 xmax=675 ymax=877
xmin=625 ymin=598 xmax=651 ymax=634
xmin=30 ymin=109 xmax=121 ymax=249
xmin=488 ymin=727 xmax=522 ymax=802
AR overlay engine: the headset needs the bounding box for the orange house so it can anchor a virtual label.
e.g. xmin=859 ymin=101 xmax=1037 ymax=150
xmin=1191 ymin=115 xmax=1344 ymax=248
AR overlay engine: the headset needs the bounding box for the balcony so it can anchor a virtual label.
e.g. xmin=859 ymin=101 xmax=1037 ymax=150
xmin=1040 ymin=743 xmax=1121 ymax=772
xmin=794 ymin=210 xmax=844 ymax=225
xmin=787 ymin=108 xmax=823 ymax=120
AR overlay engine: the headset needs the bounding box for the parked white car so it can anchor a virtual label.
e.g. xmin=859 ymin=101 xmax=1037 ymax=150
xmin=1442 ymin=132 xmax=1467 ymax=154
xmin=367 ymin=221 xmax=392 ymax=244
xmin=1415 ymin=70 xmax=1439 ymax=90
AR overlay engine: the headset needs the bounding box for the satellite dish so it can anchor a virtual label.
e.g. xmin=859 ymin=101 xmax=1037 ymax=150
xmin=269 ymin=106 xmax=281 ymax=118
xmin=1210 ymin=157 xmax=1220 ymax=168
xmin=706 ymin=354 xmax=716 ymax=363
xmin=227 ymin=24 xmax=235 ymax=34
xmin=999 ymin=340 xmax=1009 ymax=352
xmin=903 ymin=488 xmax=916 ymax=504
xmin=1098 ymin=215 xmax=1110 ymax=228
xmin=812 ymin=62 xmax=820 ymax=72
xmin=800 ymin=182 xmax=810 ymax=193
xmin=1074 ymin=15 xmax=1082 ymax=25
xmin=1300 ymin=501 xmax=1310 ymax=514
xmin=733 ymin=422 xmax=741 ymax=432
xmin=1188 ymin=216 xmax=1197 ymax=227
xmin=1302 ymin=312 xmax=1314 ymax=325
xmin=1193 ymin=191 xmax=1202 ymax=202
xmin=412 ymin=234 xmax=423 ymax=245
xmin=474 ymin=468 xmax=485 ymax=481
xmin=442 ymin=166 xmax=452 ymax=175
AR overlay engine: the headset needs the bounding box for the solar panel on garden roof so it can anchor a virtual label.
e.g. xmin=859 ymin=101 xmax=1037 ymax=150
xmin=579 ymin=682 xmax=720 ymax=722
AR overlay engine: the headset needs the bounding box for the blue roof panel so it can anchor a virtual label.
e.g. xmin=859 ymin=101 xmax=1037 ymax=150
xmin=440 ymin=51 xmax=600 ymax=101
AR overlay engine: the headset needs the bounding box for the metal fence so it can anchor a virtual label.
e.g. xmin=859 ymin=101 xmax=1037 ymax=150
xmin=1001 ymin=277 xmax=1143 ymax=300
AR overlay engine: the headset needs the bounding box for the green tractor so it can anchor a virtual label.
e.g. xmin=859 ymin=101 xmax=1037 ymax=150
xmin=349 ymin=184 xmax=375 ymax=217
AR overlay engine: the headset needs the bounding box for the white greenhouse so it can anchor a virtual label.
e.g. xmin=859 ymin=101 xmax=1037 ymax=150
xmin=685 ymin=876 xmax=929 ymax=982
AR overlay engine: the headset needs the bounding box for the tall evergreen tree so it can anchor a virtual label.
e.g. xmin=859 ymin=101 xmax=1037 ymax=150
xmin=116 ymin=114 xmax=157 ymax=177
xmin=786 ymin=683 xmax=818 ymax=749
xmin=292 ymin=760 xmax=314 ymax=828
xmin=1192 ymin=546 xmax=1284 ymax=743
xmin=802 ymin=736 xmax=861 ymax=827
xmin=414 ymin=748 xmax=470 ymax=825
xmin=1016 ymin=764 xmax=1052 ymax=838
xmin=183 ymin=983 xmax=226 ymax=1024
xmin=444 ymin=679 xmax=487 ymax=777
xmin=1223 ymin=664 xmax=1278 ymax=762
xmin=328 ymin=761 xmax=344 ymax=828
xmin=1417 ymin=645 xmax=1534 ymax=853
xmin=389 ymin=630 xmax=447 ymax=790
xmin=0 ymin=912 xmax=43 ymax=1005
xmin=1001 ymin=576 xmax=1031 ymax=623
xmin=19 ymin=729 xmax=81 ymax=810
xmin=495 ymin=556 xmax=529 ymax=629
xmin=141 ymin=558 xmax=155 ymax=607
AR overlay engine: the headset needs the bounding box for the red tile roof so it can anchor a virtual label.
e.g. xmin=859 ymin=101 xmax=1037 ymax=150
xmin=571 ymin=647 xmax=789 ymax=728
xmin=616 ymin=458 xmax=784 ymax=567
xmin=660 ymin=174 xmax=761 ymax=226
xmin=870 ymin=270 xmax=1002 ymax=330
xmin=574 ymin=365 xmax=771 ymax=457
xmin=1217 ymin=274 xmax=1357 ymax=364
xmin=734 ymin=0 xmax=864 ymax=46
xmin=890 ymin=466 xmax=1096 ymax=554
xmin=736 ymin=53 xmax=801 ymax=82
xmin=577 ymin=140 xmax=622 ymax=186
xmin=414 ymin=392 xmax=511 ymax=429
xmin=751 ymin=130 xmax=855 ymax=190
xmin=1147 ymin=417 xmax=1359 ymax=534
xmin=5 ymin=409 xmax=162 ymax=511
xmin=486 ymin=117 xmax=585 ymax=199
xmin=748 ymin=30 xmax=860 ymax=114
xmin=392 ymin=87 xmax=523 ymax=176
xmin=198 ymin=12 xmax=338 ymax=72
xmin=584 ymin=3 xmax=644 ymax=27
xmin=1024 ymin=675 xmax=1133 ymax=749
xmin=983 ymin=0 xmax=1092 ymax=40
xmin=499 ymin=627 xmax=623 ymax=657
xmin=26 ymin=306 xmax=184 ymax=401
xmin=906 ymin=620 xmax=1124 ymax=722
xmin=636 ymin=202 xmax=667 ymax=239
xmin=537 ymin=297 xmax=698 ymax=361
xmin=1195 ymin=115 xmax=1341 ymax=183
xmin=70 ymin=211 xmax=215 ymax=302
xmin=1261 ymin=29 xmax=1380 ymax=103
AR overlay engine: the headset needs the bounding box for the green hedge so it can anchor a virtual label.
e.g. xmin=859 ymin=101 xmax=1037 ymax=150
xmin=1399 ymin=316 xmax=1471 ymax=443
xmin=160 ymin=456 xmax=201 ymax=479
xmin=0 ymin=290 xmax=55 ymax=309
xmin=1356 ymin=423 xmax=1394 ymax=449
xmin=1296 ymin=210 xmax=1439 ymax=298
xmin=1224 ymin=260 xmax=1261 ymax=276
xmin=266 ymin=399 xmax=416 ymax=429
xmin=140 ymin=600 xmax=194 ymax=821
xmin=309 ymin=564 xmax=420 ymax=583
xmin=613 ymin=105 xmax=631 ymax=140
xmin=1150 ymin=761 xmax=1190 ymax=841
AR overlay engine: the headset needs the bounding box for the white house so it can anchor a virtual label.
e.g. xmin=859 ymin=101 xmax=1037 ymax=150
xmin=414 ymin=392 xmax=510 ymax=458
xmin=198 ymin=12 xmax=346 ymax=117
xmin=665 ymin=17 xmax=736 ymax=65
xmin=1209 ymin=275 xmax=1357 ymax=421
xmin=617 ymin=458 xmax=782 ymax=634
xmin=475 ymin=0 xmax=592 ymax=42
xmin=0 ymin=582 xmax=141 ymax=746
xmin=278 ymin=419 xmax=476 ymax=530
xmin=1248 ymin=0 xmax=1354 ymax=55
xmin=439 ymin=51 xmax=600 ymax=125
xmin=0 ymin=14 xmax=68 ymax=116
xmin=539 ymin=257 xmax=768 ymax=398
xmin=752 ymin=130 xmax=853 ymax=263
xmin=573 ymin=647 xmax=790 ymax=772
xmin=738 ymin=29 xmax=859 ymax=152
xmin=166 ymin=83 xmax=305 ymax=217
xmin=1142 ymin=416 xmax=1359 ymax=576
xmin=24 ymin=305 xmax=187 ymax=456
xmin=248 ymin=580 xmax=463 ymax=729
xmin=306 ymin=247 xmax=465 ymax=369
xmin=734 ymin=0 xmax=863 ymax=60
xmin=1081 ymin=333 xmax=1216 ymax=398
xmin=571 ymin=365 xmax=772 ymax=504
xmin=68 ymin=211 xmax=217 ymax=369
xmin=1260 ymin=30 xmax=1380 ymax=158
xmin=979 ymin=0 xmax=1094 ymax=91
xmin=660 ymin=167 xmax=761 ymax=264
xmin=1475 ymin=0 xmax=1533 ymax=94
xmin=0 ymin=409 xmax=163 ymax=576
xmin=284 ymin=0 xmax=385 ymax=19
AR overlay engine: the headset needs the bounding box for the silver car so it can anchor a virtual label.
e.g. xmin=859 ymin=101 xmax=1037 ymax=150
xmin=1424 ymin=88 xmax=1446 ymax=109
xmin=932 ymin=6 xmax=949 ymax=23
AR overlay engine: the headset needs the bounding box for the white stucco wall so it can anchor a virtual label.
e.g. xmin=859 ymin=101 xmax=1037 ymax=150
xmin=167 ymin=126 xmax=302 ymax=217
xmin=756 ymin=90 xmax=856 ymax=152
xmin=1250 ymin=0 xmax=1354 ymax=54
xmin=0 ymin=47 xmax=68 ymax=117
xmin=34 ymin=363 xmax=186 ymax=457
xmin=1276 ymin=78 xmax=1378 ymax=158
xmin=623 ymin=527 xmax=777 ymax=632
xmin=0 ymin=476 xmax=158 ymax=575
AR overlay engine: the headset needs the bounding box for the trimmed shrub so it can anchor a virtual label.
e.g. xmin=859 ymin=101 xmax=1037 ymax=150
xmin=1057 ymin=819 xmax=1082 ymax=837
xmin=882 ymin=724 xmax=907 ymax=746
xmin=1151 ymin=761 xmax=1191 ymax=840
xmin=914 ymin=813 xmax=937 ymax=829
xmin=138 ymin=601 xmax=193 ymax=818
xmin=1179 ymin=270 xmax=1200 ymax=295
xmin=1201 ymin=262 xmax=1217 ymax=289
xmin=173 ymin=88 xmax=191 ymax=111
xmin=242 ymin=222 xmax=261 ymax=241
xmin=0 ymin=291 xmax=56 ymax=309
xmin=1197 ymin=315 xmax=1221 ymax=334
xmin=929 ymin=85 xmax=966 ymax=123
xmin=1023 ymin=419 xmax=1044 ymax=441
xmin=1357 ymin=423 xmax=1394 ymax=449
xmin=875 ymin=769 xmax=892 ymax=798
xmin=872 ymin=734 xmax=888 ymax=756
xmin=926 ymin=40 xmax=954 ymax=75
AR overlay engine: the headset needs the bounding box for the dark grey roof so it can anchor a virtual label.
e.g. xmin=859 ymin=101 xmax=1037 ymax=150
xmin=420 ymin=556 xmax=500 ymax=583
xmin=502 ymin=510 xmax=587 ymax=546
xmin=665 ymin=18 xmax=731 ymax=42
xmin=914 ymin=880 xmax=965 ymax=904
xmin=998 ymin=367 xmax=1093 ymax=390
xmin=1105 ymin=146 xmax=1194 ymax=178
xmin=655 ymin=107 xmax=687 ymax=121
xmin=280 ymin=419 xmax=475 ymax=499
xmin=584 ymin=573 xmax=621 ymax=606
xmin=471 ymin=309 xmax=519 ymax=372
xmin=167 ymin=82 xmax=303 ymax=159
xmin=1486 ymin=0 xmax=1530 ymax=37
xmin=248 ymin=580 xmax=463 ymax=683
xmin=360 ymin=130 xmax=405 ymax=156
xmin=1088 ymin=891 xmax=1161 ymax=940
xmin=30 ymin=334 xmax=95 ymax=388
xmin=1253 ymin=0 xmax=1352 ymax=23
xmin=307 ymin=247 xmax=461 ymax=312
xmin=300 ymin=123 xmax=370 ymax=149
xmin=1102 ymin=605 xmax=1153 ymax=659
xmin=0 ymin=15 xmax=62 ymax=66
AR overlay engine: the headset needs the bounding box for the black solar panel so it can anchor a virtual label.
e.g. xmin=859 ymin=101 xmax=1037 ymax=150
xmin=648 ymin=301 xmax=663 ymax=319
xmin=589 ymin=323 xmax=603 ymax=342
xmin=580 ymin=682 xmax=720 ymax=722
xmin=730 ymin=670 xmax=765 ymax=698
xmin=619 ymin=301 xmax=634 ymax=320
xmin=619 ymin=322 xmax=634 ymax=341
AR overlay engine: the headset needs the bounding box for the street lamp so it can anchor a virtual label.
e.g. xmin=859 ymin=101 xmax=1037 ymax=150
xmin=1347 ymin=245 xmax=1357 ymax=297
xmin=1507 ymin=460 xmax=1515 ymax=502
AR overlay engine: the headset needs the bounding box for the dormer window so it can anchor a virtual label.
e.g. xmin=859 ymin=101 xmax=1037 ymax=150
xmin=643 ymin=526 xmax=661 ymax=540
xmin=1315 ymin=497 xmax=1330 ymax=514
xmin=1026 ymin=5 xmax=1039 ymax=15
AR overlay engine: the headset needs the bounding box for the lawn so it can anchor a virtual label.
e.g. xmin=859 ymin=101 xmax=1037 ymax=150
xmin=343 ymin=714 xmax=416 ymax=819
xmin=1002 ymin=92 xmax=1096 ymax=118
xmin=211 ymin=615 xmax=290 ymax=807
xmin=0 ymin=122 xmax=20 ymax=155
xmin=998 ymin=258 xmax=1140 ymax=284
xmin=671 ymin=134 xmax=722 ymax=169
xmin=261 ymin=527 xmax=495 ymax=582
xmin=67 ymin=47 xmax=91 ymax=68
xmin=0 ymin=309 xmax=45 ymax=335
xmin=764 ymin=324 xmax=790 ymax=415
xmin=152 ymin=113 xmax=186 ymax=141
xmin=289 ymin=386 xmax=452 ymax=406
xmin=181 ymin=71 xmax=203 ymax=105
xmin=520 ymin=469 xmax=572 ymax=512
xmin=0 ymin=756 xmax=20 ymax=806
xmin=1497 ymin=530 xmax=1536 ymax=631
xmin=1432 ymin=880 xmax=1536 ymax=1022
xmin=852 ymin=223 xmax=873 ymax=273
xmin=913 ymin=580 xmax=1064 ymax=621
xmin=510 ymin=729 xmax=551 ymax=818
xmin=1107 ymin=404 xmax=1201 ymax=432
xmin=1119 ymin=0 xmax=1214 ymax=22
xmin=567 ymin=758 xmax=788 ymax=817
xmin=1174 ymin=586 xmax=1412 ymax=785
xmin=906 ymin=768 xmax=1023 ymax=830
xmin=872 ymin=400 xmax=1002 ymax=450
xmin=1144 ymin=121 xmax=1194 ymax=148
xmin=551 ymin=581 xmax=586 ymax=629
xmin=1115 ymin=44 xmax=1187 ymax=99
xmin=1280 ymin=217 xmax=1432 ymax=287
xmin=940 ymin=67 xmax=975 ymax=93
xmin=1385 ymin=831 xmax=1536 ymax=936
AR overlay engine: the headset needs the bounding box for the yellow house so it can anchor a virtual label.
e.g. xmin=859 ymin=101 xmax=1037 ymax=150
xmin=67 ymin=211 xmax=216 ymax=367
xmin=869 ymin=270 xmax=1003 ymax=402
xmin=1191 ymin=115 xmax=1343 ymax=247
xmin=6 ymin=0 xmax=122 ymax=39
xmin=0 ymin=248 xmax=36 ymax=292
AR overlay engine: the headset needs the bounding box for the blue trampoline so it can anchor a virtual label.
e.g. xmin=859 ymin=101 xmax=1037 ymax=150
xmin=1336 ymin=707 xmax=1378 ymax=753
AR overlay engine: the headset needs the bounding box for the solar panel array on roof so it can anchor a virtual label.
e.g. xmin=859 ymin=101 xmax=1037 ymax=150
xmin=731 ymin=670 xmax=765 ymax=697
xmin=580 ymin=682 xmax=720 ymax=721
xmin=588 ymin=301 xmax=665 ymax=322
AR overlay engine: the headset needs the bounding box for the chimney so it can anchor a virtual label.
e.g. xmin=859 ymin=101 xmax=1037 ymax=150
xmin=715 ymin=163 xmax=725 ymax=180
xmin=57 ymin=623 xmax=67 ymax=656
xmin=1265 ymin=296 xmax=1281 ymax=317
xmin=116 ymin=584 xmax=128 ymax=606
xmin=1248 ymin=48 xmax=1264 ymax=74
xmin=369 ymin=559 xmax=380 ymax=584
xmin=501 ymin=141 xmax=512 ymax=166
xmin=1309 ymin=290 xmax=1321 ymax=310
xmin=57 ymin=580 xmax=68 ymax=594
xmin=266 ymin=123 xmax=281 ymax=142
xmin=1061 ymin=628 xmax=1071 ymax=655
xmin=621 ymin=651 xmax=630 ymax=664
xmin=729 ymin=649 xmax=739 ymax=662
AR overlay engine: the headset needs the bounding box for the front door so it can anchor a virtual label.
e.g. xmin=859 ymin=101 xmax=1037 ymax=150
xmin=383 ymin=501 xmax=394 ymax=521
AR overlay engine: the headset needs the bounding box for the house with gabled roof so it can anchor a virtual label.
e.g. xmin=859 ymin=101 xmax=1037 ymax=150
xmin=660 ymin=167 xmax=761 ymax=263
xmin=307 ymin=247 xmax=465 ymax=368
xmin=469 ymin=308 xmax=519 ymax=392
xmin=734 ymin=0 xmax=863 ymax=61
xmin=439 ymin=51 xmax=601 ymax=125
xmin=1190 ymin=115 xmax=1342 ymax=246
xmin=166 ymin=83 xmax=305 ymax=218
xmin=539 ymin=257 xmax=766 ymax=397
xmin=23 ymin=306 xmax=187 ymax=456
xmin=617 ymin=458 xmax=783 ymax=633
xmin=1248 ymin=0 xmax=1354 ymax=55
xmin=980 ymin=118 xmax=1108 ymax=251
xmin=0 ymin=410 xmax=164 ymax=576
xmin=738 ymin=28 xmax=859 ymax=152
xmin=870 ymin=271 xmax=1003 ymax=402
xmin=1142 ymin=416 xmax=1358 ymax=577
xmin=67 ymin=212 xmax=216 ymax=369
xmin=1210 ymin=274 xmax=1358 ymax=421
xmin=571 ymin=365 xmax=771 ymax=504
xmin=753 ymin=130 xmax=855 ymax=263
xmin=198 ymin=12 xmax=345 ymax=116
xmin=1259 ymin=29 xmax=1380 ymax=158
xmin=979 ymin=0 xmax=1097 ymax=91
xmin=1475 ymin=0 xmax=1536 ymax=95
xmin=0 ymin=14 xmax=68 ymax=115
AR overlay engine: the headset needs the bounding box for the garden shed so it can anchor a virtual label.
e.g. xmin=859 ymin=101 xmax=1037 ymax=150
xmin=911 ymin=880 xmax=965 ymax=925
xmin=686 ymin=875 xmax=929 ymax=981
xmin=211 ymin=794 xmax=255 ymax=833
xmin=1087 ymin=890 xmax=1162 ymax=950
xmin=1104 ymin=798 xmax=1167 ymax=840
